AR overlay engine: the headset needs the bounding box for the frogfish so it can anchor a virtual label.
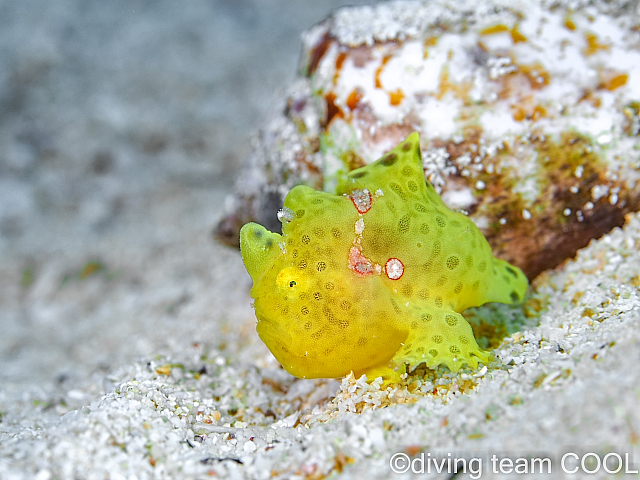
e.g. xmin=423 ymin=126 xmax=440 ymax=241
xmin=240 ymin=133 xmax=528 ymax=382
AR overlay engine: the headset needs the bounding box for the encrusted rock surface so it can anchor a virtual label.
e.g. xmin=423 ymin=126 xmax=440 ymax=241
xmin=216 ymin=0 xmax=640 ymax=280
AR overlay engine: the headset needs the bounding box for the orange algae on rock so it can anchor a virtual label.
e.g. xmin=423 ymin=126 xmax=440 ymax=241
xmin=388 ymin=88 xmax=405 ymax=105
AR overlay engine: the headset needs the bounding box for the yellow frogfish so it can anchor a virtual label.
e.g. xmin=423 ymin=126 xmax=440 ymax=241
xmin=240 ymin=133 xmax=528 ymax=382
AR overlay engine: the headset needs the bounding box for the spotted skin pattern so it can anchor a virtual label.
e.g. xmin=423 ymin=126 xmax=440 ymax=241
xmin=240 ymin=133 xmax=528 ymax=382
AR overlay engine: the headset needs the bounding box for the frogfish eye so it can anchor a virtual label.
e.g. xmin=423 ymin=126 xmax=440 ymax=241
xmin=289 ymin=280 xmax=297 ymax=287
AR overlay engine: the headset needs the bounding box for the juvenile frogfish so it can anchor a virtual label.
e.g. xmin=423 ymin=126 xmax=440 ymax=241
xmin=240 ymin=133 xmax=528 ymax=382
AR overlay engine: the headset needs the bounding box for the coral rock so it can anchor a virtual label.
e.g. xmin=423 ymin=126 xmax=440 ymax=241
xmin=216 ymin=0 xmax=640 ymax=279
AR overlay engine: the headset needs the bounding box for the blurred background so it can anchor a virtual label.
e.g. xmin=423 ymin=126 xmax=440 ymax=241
xmin=0 ymin=0 xmax=386 ymax=249
xmin=0 ymin=0 xmax=384 ymax=400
